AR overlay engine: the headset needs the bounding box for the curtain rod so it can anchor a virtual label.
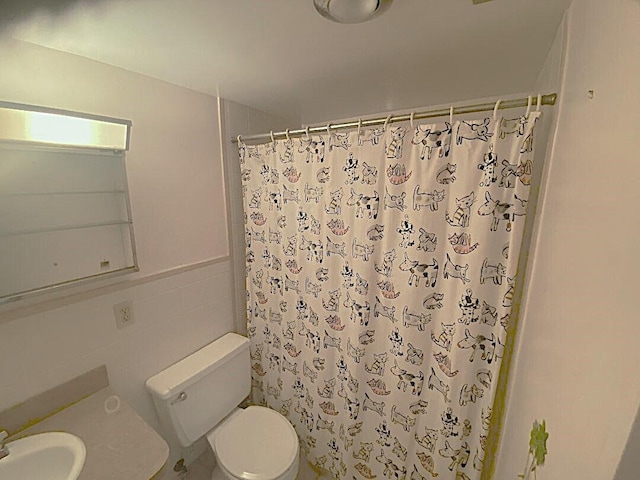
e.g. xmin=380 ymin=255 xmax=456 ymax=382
xmin=232 ymin=93 xmax=557 ymax=143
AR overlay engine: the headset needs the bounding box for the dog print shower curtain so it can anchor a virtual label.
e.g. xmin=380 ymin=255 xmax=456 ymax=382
xmin=240 ymin=111 xmax=540 ymax=480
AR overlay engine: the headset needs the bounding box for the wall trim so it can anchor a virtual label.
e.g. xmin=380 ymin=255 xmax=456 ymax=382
xmin=218 ymin=97 xmax=240 ymax=333
xmin=0 ymin=257 xmax=230 ymax=324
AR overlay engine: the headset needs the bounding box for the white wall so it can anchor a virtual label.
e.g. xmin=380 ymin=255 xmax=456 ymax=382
xmin=0 ymin=262 xmax=234 ymax=456
xmin=0 ymin=39 xmax=235 ymax=475
xmin=495 ymin=1 xmax=640 ymax=479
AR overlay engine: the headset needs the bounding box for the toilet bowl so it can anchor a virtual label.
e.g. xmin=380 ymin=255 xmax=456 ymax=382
xmin=208 ymin=406 xmax=299 ymax=480
xmin=145 ymin=333 xmax=299 ymax=480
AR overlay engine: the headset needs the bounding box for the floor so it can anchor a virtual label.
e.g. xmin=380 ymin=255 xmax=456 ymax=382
xmin=182 ymin=458 xmax=212 ymax=480
xmin=183 ymin=452 xmax=324 ymax=480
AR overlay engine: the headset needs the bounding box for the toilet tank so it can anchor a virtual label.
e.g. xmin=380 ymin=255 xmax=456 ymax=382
xmin=145 ymin=333 xmax=250 ymax=447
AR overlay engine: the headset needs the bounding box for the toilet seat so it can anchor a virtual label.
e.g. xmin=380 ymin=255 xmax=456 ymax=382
xmin=211 ymin=406 xmax=299 ymax=480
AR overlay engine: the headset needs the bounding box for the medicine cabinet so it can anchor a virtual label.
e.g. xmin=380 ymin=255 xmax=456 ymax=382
xmin=0 ymin=102 xmax=137 ymax=304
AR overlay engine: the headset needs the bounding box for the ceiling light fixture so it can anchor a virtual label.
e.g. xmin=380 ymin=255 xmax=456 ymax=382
xmin=313 ymin=0 xmax=393 ymax=24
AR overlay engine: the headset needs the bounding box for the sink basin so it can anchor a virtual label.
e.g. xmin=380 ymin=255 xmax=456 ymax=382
xmin=0 ymin=431 xmax=86 ymax=480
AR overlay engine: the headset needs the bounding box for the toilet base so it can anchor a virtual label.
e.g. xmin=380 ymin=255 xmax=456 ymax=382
xmin=210 ymin=453 xmax=299 ymax=480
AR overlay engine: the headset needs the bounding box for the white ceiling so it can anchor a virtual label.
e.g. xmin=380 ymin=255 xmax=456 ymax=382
xmin=3 ymin=0 xmax=572 ymax=125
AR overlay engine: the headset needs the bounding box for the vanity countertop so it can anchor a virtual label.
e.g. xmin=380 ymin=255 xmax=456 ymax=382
xmin=10 ymin=387 xmax=169 ymax=480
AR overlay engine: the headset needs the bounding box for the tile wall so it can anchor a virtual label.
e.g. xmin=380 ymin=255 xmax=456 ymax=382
xmin=0 ymin=260 xmax=234 ymax=474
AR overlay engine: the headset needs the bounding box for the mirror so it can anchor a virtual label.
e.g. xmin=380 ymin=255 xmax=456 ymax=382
xmin=0 ymin=102 xmax=137 ymax=304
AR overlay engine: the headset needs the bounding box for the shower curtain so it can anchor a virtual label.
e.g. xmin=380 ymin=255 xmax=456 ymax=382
xmin=239 ymin=110 xmax=540 ymax=480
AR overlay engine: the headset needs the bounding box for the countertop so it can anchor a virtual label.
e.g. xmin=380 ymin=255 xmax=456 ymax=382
xmin=10 ymin=387 xmax=169 ymax=480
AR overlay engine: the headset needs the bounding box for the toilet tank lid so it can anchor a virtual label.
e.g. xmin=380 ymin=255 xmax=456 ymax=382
xmin=145 ymin=333 xmax=249 ymax=400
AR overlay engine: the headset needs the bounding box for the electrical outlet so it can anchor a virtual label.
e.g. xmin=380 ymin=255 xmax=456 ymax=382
xmin=114 ymin=300 xmax=135 ymax=329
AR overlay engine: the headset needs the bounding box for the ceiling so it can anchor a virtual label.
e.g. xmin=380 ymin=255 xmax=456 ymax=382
xmin=2 ymin=0 xmax=572 ymax=125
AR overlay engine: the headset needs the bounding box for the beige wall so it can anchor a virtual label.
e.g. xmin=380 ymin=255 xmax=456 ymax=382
xmin=5 ymin=2 xmax=640 ymax=477
xmin=0 ymin=39 xmax=234 ymax=476
xmin=0 ymin=38 xmax=228 ymax=275
xmin=495 ymin=1 xmax=640 ymax=478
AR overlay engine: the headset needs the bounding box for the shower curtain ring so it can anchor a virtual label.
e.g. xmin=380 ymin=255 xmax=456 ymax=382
xmin=493 ymin=99 xmax=502 ymax=120
xmin=305 ymin=126 xmax=310 ymax=138
xmin=384 ymin=114 xmax=392 ymax=131
xmin=410 ymin=112 xmax=415 ymax=129
xmin=357 ymin=118 xmax=362 ymax=139
xmin=526 ymin=95 xmax=533 ymax=117
xmin=270 ymin=131 xmax=275 ymax=143
xmin=536 ymin=93 xmax=542 ymax=112
xmin=285 ymin=129 xmax=290 ymax=141
xmin=237 ymin=135 xmax=242 ymax=144
xmin=449 ymin=106 xmax=454 ymax=125
xmin=326 ymin=123 xmax=332 ymax=137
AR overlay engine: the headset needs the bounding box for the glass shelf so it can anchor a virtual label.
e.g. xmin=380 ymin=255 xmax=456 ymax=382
xmin=0 ymin=222 xmax=137 ymax=300
xmin=0 ymin=190 xmax=126 ymax=197
xmin=1 ymin=220 xmax=132 ymax=238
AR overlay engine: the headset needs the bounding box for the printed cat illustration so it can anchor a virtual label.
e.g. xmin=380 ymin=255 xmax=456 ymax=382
xmin=365 ymin=352 xmax=388 ymax=376
xmin=423 ymin=292 xmax=444 ymax=310
xmin=316 ymin=167 xmax=330 ymax=183
xmin=367 ymin=224 xmax=385 ymax=241
xmin=445 ymin=191 xmax=476 ymax=227
xmin=385 ymin=127 xmax=407 ymax=159
xmin=413 ymin=186 xmax=445 ymax=212
xmin=436 ymin=163 xmax=457 ymax=184
xmin=352 ymin=239 xmax=374 ymax=262
xmin=375 ymin=249 xmax=397 ymax=277
xmin=434 ymin=352 xmax=459 ymax=378
xmin=448 ymin=232 xmax=479 ymax=254
xmin=324 ymin=188 xmax=343 ymax=215
xmin=327 ymin=219 xmax=349 ymax=236
xmin=480 ymin=258 xmax=506 ymax=285
xmin=386 ymin=163 xmax=413 ymax=185
xmin=431 ymin=323 xmax=455 ymax=351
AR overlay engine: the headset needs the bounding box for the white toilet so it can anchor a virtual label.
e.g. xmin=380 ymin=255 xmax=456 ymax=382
xmin=145 ymin=333 xmax=299 ymax=480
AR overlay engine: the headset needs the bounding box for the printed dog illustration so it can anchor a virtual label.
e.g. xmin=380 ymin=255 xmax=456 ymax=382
xmin=443 ymin=253 xmax=471 ymax=284
xmin=391 ymin=360 xmax=424 ymax=396
xmin=402 ymin=305 xmax=431 ymax=331
xmin=363 ymin=393 xmax=386 ymax=416
xmin=456 ymin=118 xmax=493 ymax=145
xmin=391 ymin=405 xmax=416 ymax=432
xmin=373 ymin=296 xmax=397 ymax=323
xmin=411 ymin=123 xmax=452 ymax=160
xmin=399 ymin=252 xmax=438 ymax=288
xmin=428 ymin=367 xmax=450 ymax=402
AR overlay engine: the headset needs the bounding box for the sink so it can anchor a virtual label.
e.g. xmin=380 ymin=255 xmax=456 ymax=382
xmin=0 ymin=432 xmax=86 ymax=480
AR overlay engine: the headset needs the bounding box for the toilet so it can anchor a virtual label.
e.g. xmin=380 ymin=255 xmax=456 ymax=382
xmin=145 ymin=333 xmax=299 ymax=480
